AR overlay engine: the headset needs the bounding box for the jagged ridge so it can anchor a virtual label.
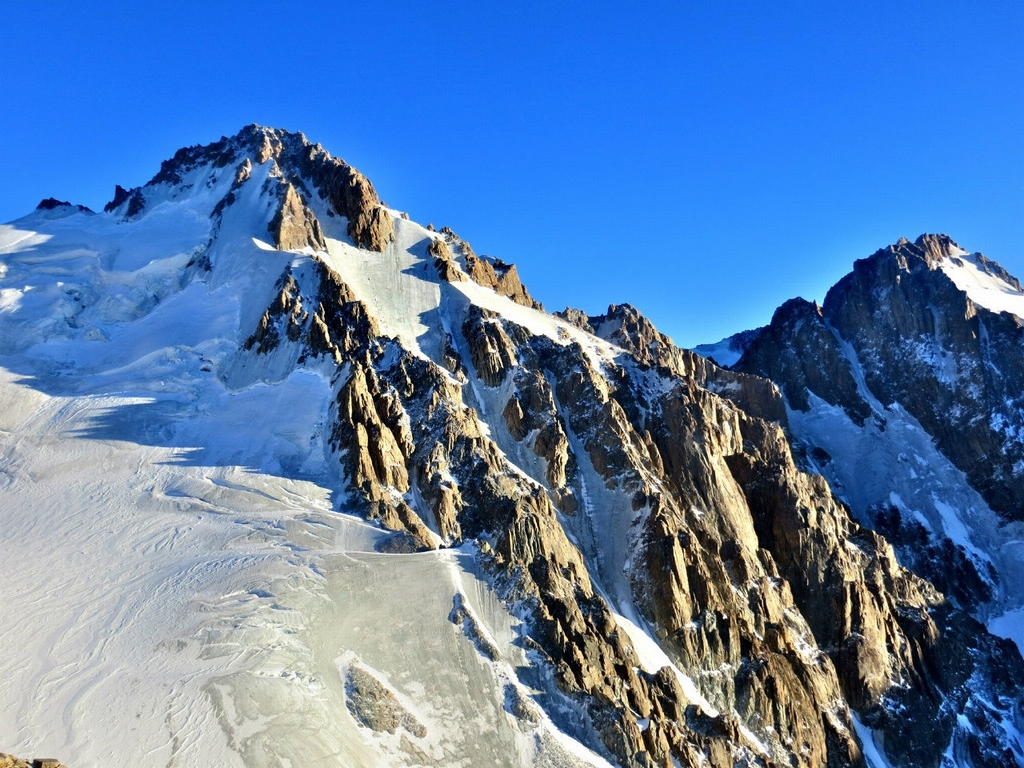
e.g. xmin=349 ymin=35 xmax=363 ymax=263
xmin=5 ymin=129 xmax=1024 ymax=768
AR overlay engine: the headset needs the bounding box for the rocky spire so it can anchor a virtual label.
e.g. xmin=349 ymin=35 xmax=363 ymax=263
xmin=19 ymin=122 xmax=1024 ymax=767
xmin=104 ymin=124 xmax=396 ymax=252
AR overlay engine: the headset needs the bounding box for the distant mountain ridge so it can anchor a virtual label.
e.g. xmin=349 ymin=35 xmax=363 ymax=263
xmin=734 ymin=234 xmax=1024 ymax=517
xmin=1 ymin=127 xmax=1022 ymax=768
xmin=717 ymin=235 xmax=1024 ymax=621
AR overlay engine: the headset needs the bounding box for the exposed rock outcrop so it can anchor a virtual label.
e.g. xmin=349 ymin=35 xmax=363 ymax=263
xmin=555 ymin=307 xmax=596 ymax=334
xmin=28 ymin=125 xmax=1024 ymax=768
xmin=103 ymin=184 xmax=132 ymax=212
xmin=516 ymin=333 xmax=862 ymax=766
xmin=428 ymin=237 xmax=466 ymax=283
xmin=589 ymin=302 xmax=787 ymax=425
xmin=463 ymin=305 xmax=520 ymax=387
xmin=737 ymin=233 xmax=1024 ymax=521
xmin=35 ymin=198 xmax=92 ymax=214
xmin=0 ymin=753 xmax=66 ymax=768
xmin=237 ymin=125 xmax=395 ymax=251
xmin=225 ymin=143 xmax=1024 ymax=766
xmin=465 ymin=302 xmax=1022 ymax=767
xmin=244 ymin=258 xmax=379 ymax=365
xmin=102 ymin=184 xmax=145 ymax=217
xmin=502 ymin=369 xmax=578 ymax=512
xmin=736 ymin=298 xmax=871 ymax=425
xmin=116 ymin=124 xmax=395 ymax=251
xmin=345 ymin=665 xmax=427 ymax=738
xmin=435 ymin=227 xmax=542 ymax=309
xmin=267 ymin=182 xmax=326 ymax=252
xmin=465 ymin=253 xmax=541 ymax=309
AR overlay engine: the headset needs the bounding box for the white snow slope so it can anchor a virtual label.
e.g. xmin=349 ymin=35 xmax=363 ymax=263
xmin=0 ymin=169 xmax=614 ymax=767
xmin=939 ymin=249 xmax=1024 ymax=319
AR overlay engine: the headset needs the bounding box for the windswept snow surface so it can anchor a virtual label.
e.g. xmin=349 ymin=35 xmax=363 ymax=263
xmin=988 ymin=608 xmax=1024 ymax=655
xmin=319 ymin=215 xmax=446 ymax=361
xmin=0 ymin=200 xmax=612 ymax=767
xmin=939 ymin=251 xmax=1024 ymax=319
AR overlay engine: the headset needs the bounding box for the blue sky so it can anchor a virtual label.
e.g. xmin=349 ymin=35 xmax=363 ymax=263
xmin=3 ymin=2 xmax=1022 ymax=348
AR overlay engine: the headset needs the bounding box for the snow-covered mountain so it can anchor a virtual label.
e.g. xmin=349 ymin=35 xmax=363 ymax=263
xmin=707 ymin=234 xmax=1024 ymax=763
xmin=719 ymin=236 xmax=1024 ymax=619
xmin=2 ymin=127 xmax=1021 ymax=768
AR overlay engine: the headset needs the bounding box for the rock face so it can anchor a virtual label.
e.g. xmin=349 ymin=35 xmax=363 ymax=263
xmin=35 ymin=198 xmax=92 ymax=214
xmin=104 ymin=123 xmax=396 ymax=251
xmin=720 ymin=233 xmax=1024 ymax=765
xmin=464 ymin=253 xmax=541 ymax=309
xmin=345 ymin=665 xmax=428 ymax=738
xmin=103 ymin=184 xmax=132 ymax=212
xmin=244 ymin=124 xmax=395 ymax=251
xmin=572 ymin=302 xmax=788 ymax=425
xmin=437 ymin=227 xmax=542 ymax=309
xmin=22 ymin=128 xmax=1024 ymax=767
xmin=237 ymin=218 xmax=1023 ymax=765
xmin=737 ymin=297 xmax=871 ymax=424
xmin=268 ymin=182 xmax=326 ymax=251
xmin=737 ymin=234 xmax=1024 ymax=522
xmin=211 ymin=132 xmax=1024 ymax=764
xmin=825 ymin=236 xmax=1024 ymax=521
xmin=243 ymin=258 xmax=379 ymax=364
xmin=728 ymin=235 xmax=1024 ymax=620
xmin=0 ymin=754 xmax=66 ymax=768
xmin=103 ymin=184 xmax=145 ymax=217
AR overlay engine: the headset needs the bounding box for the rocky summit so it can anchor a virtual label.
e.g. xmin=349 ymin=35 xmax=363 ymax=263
xmin=1 ymin=126 xmax=1022 ymax=768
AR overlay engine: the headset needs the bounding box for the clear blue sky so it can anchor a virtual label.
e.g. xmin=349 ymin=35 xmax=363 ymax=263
xmin=3 ymin=2 xmax=1022 ymax=348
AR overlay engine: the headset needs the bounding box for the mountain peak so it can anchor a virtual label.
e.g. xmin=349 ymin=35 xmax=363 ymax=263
xmin=879 ymin=233 xmax=967 ymax=268
xmin=33 ymin=197 xmax=94 ymax=218
xmin=103 ymin=124 xmax=396 ymax=251
xmin=145 ymin=124 xmax=311 ymax=188
xmin=6 ymin=129 xmax=1024 ymax=767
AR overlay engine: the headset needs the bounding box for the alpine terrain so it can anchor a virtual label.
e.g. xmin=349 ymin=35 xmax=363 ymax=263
xmin=1 ymin=126 xmax=1022 ymax=768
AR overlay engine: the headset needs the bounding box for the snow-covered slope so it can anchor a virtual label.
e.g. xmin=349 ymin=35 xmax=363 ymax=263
xmin=0 ymin=144 xmax=611 ymax=768
xmin=4 ymin=133 xmax=1022 ymax=768
xmin=939 ymin=249 xmax=1024 ymax=318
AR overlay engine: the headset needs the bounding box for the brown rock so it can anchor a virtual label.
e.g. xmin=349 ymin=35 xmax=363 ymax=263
xmin=235 ymin=125 xmax=396 ymax=251
xmin=345 ymin=665 xmax=427 ymax=738
xmin=555 ymin=307 xmax=595 ymax=333
xmin=0 ymin=756 xmax=67 ymax=768
xmin=434 ymin=227 xmax=541 ymax=308
xmin=462 ymin=306 xmax=518 ymax=386
xmin=268 ymin=182 xmax=326 ymax=252
xmin=234 ymin=157 xmax=252 ymax=185
xmin=335 ymin=362 xmax=412 ymax=497
xmin=428 ymin=237 xmax=467 ymax=283
xmin=196 ymin=130 xmax=1024 ymax=767
xmin=314 ymin=161 xmax=394 ymax=251
xmin=464 ymin=252 xmax=542 ymax=309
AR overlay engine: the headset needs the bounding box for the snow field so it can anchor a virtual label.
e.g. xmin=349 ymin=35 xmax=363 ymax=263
xmin=319 ymin=215 xmax=446 ymax=361
xmin=0 ymin=168 xmax=624 ymax=766
xmin=940 ymin=251 xmax=1024 ymax=319
xmin=851 ymin=715 xmax=894 ymax=768
xmin=0 ymin=341 xmax=612 ymax=767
